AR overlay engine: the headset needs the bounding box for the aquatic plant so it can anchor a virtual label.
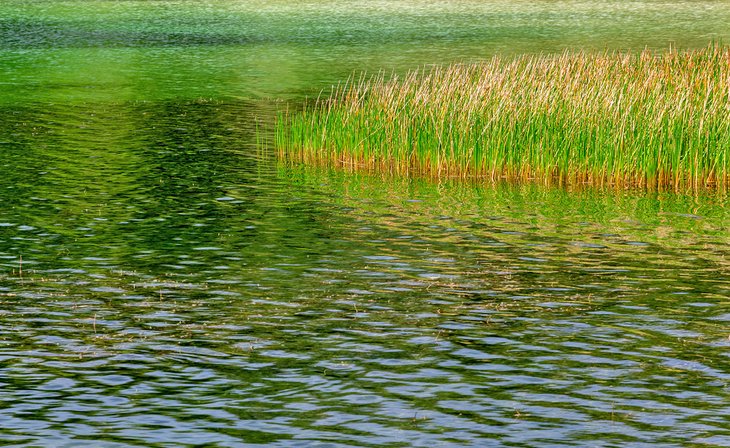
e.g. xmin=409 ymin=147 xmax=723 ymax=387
xmin=276 ymin=46 xmax=730 ymax=190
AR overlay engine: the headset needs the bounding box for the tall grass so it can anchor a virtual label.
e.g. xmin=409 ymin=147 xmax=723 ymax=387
xmin=276 ymin=46 xmax=730 ymax=190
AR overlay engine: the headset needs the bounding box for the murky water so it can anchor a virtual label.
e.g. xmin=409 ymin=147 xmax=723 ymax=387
xmin=2 ymin=1 xmax=730 ymax=446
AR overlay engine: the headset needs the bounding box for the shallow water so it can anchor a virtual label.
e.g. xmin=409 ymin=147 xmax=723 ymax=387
xmin=2 ymin=1 xmax=730 ymax=446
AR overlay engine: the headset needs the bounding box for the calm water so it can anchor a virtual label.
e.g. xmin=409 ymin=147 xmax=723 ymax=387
xmin=2 ymin=1 xmax=730 ymax=446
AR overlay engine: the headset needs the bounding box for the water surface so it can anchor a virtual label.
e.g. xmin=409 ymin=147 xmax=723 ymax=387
xmin=1 ymin=1 xmax=730 ymax=446
xmin=2 ymin=0 xmax=730 ymax=102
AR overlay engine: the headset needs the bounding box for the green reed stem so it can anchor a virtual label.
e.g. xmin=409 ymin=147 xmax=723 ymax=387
xmin=276 ymin=45 xmax=730 ymax=190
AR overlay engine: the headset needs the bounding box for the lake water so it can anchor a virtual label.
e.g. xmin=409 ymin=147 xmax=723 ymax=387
xmin=1 ymin=1 xmax=730 ymax=446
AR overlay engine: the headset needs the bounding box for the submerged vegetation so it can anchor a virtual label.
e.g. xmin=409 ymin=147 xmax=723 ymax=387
xmin=276 ymin=46 xmax=730 ymax=190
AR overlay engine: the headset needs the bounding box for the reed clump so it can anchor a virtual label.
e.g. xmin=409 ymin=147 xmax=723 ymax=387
xmin=276 ymin=46 xmax=730 ymax=190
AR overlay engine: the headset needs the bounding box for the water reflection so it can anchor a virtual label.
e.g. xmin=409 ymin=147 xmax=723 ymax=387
xmin=1 ymin=100 xmax=729 ymax=445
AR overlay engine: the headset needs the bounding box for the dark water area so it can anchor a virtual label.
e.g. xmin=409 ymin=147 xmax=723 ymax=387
xmin=1 ymin=1 xmax=730 ymax=446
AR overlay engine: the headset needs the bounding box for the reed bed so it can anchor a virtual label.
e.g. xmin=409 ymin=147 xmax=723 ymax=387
xmin=276 ymin=46 xmax=730 ymax=190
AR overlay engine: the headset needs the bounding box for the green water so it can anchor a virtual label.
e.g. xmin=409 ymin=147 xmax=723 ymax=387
xmin=3 ymin=0 xmax=730 ymax=103
xmin=1 ymin=1 xmax=730 ymax=446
